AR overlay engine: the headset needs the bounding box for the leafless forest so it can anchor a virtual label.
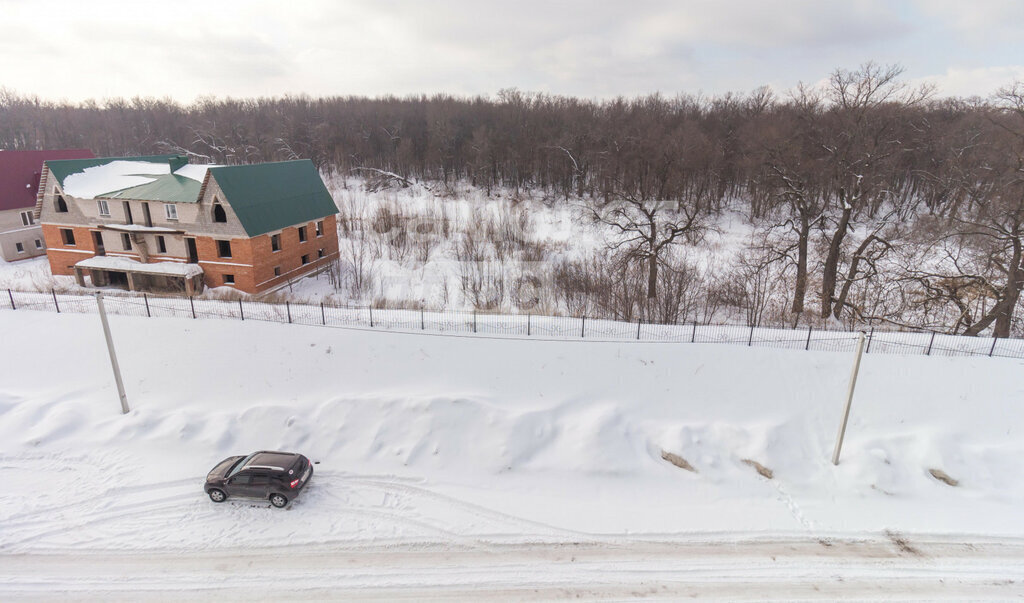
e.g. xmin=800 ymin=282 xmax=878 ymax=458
xmin=3 ymin=63 xmax=1023 ymax=336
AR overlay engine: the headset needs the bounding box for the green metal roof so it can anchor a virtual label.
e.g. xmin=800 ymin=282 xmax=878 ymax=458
xmin=101 ymin=173 xmax=202 ymax=204
xmin=45 ymin=155 xmax=180 ymax=188
xmin=210 ymin=160 xmax=338 ymax=237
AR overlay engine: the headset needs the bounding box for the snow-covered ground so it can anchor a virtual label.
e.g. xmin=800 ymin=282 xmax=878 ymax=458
xmin=1 ymin=310 xmax=1023 ymax=598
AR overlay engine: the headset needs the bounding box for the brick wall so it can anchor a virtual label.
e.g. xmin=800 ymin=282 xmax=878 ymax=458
xmin=194 ymin=235 xmax=256 ymax=291
xmin=41 ymin=224 xmax=100 ymax=274
xmin=192 ymin=215 xmax=338 ymax=293
xmin=250 ymin=215 xmax=340 ymax=293
xmin=42 ymin=216 xmax=339 ymax=294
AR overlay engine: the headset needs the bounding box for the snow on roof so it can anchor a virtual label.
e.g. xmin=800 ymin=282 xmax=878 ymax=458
xmin=100 ymin=224 xmax=180 ymax=233
xmin=63 ymin=161 xmax=171 ymax=200
xmin=59 ymin=159 xmax=221 ymax=202
xmin=75 ymin=256 xmax=203 ymax=278
xmin=174 ymin=164 xmax=221 ymax=183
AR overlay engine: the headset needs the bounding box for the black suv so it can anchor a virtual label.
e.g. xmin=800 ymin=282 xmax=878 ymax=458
xmin=204 ymin=451 xmax=313 ymax=508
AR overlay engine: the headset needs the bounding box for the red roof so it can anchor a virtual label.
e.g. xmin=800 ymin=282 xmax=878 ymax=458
xmin=0 ymin=149 xmax=95 ymax=212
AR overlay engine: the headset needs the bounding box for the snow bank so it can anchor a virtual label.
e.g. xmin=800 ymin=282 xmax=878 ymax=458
xmin=0 ymin=311 xmax=1022 ymax=552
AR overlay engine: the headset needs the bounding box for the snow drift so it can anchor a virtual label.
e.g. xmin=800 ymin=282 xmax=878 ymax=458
xmin=1 ymin=310 xmax=1022 ymax=552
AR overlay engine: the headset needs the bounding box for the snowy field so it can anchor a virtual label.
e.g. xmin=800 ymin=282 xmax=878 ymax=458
xmin=1 ymin=310 xmax=1023 ymax=599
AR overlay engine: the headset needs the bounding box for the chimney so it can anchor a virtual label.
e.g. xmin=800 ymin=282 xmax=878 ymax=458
xmin=169 ymin=155 xmax=188 ymax=173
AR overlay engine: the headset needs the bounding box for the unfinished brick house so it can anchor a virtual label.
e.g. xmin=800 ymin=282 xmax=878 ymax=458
xmin=36 ymin=155 xmax=339 ymax=294
xmin=0 ymin=149 xmax=94 ymax=262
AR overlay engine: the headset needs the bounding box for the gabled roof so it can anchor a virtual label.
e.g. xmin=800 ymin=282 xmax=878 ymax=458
xmin=0 ymin=149 xmax=94 ymax=211
xmin=46 ymin=155 xmax=211 ymax=203
xmin=103 ymin=174 xmax=202 ymax=204
xmin=209 ymin=160 xmax=338 ymax=237
xmin=46 ymin=154 xmax=178 ymax=190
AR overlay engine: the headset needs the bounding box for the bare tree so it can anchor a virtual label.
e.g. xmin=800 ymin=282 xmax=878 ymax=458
xmin=588 ymin=187 xmax=706 ymax=300
xmin=816 ymin=63 xmax=930 ymax=320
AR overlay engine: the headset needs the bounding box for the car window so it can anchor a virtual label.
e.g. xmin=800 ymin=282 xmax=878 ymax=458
xmin=230 ymin=472 xmax=252 ymax=486
xmin=228 ymin=453 xmax=259 ymax=477
xmin=251 ymin=473 xmax=270 ymax=486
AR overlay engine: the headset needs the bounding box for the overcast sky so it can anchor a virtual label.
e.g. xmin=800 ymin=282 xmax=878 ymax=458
xmin=2 ymin=0 xmax=1023 ymax=103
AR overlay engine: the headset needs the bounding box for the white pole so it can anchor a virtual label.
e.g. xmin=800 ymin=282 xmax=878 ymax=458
xmin=832 ymin=331 xmax=866 ymax=465
xmin=95 ymin=292 xmax=130 ymax=414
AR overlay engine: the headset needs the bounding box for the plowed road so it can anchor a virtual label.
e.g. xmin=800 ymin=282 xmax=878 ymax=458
xmin=2 ymin=536 xmax=1022 ymax=601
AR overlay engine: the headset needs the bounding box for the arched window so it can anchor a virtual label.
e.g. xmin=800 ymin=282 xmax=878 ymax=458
xmin=55 ymin=195 xmax=68 ymax=213
xmin=212 ymin=203 xmax=227 ymax=223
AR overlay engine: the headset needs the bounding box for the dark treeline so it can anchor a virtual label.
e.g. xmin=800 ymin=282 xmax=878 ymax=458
xmin=2 ymin=62 xmax=1023 ymax=335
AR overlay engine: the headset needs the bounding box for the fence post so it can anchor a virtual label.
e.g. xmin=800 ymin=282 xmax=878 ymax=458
xmin=527 ymin=313 xmax=531 ymax=336
xmin=473 ymin=310 xmax=477 ymax=333
xmin=7 ymin=289 xmax=14 ymax=310
xmin=321 ymin=302 xmax=326 ymax=326
xmin=581 ymin=315 xmax=586 ymax=338
xmin=805 ymin=326 xmax=813 ymax=351
xmin=748 ymin=325 xmax=754 ymax=346
xmin=925 ymin=331 xmax=936 ymax=356
xmin=239 ymin=299 xmax=244 ymax=321
xmin=286 ymin=301 xmax=292 ymax=324
xmin=637 ymin=319 xmax=642 ymax=340
xmin=369 ymin=306 xmax=374 ymax=328
xmin=865 ymin=327 xmax=874 ymax=353
xmin=691 ymin=322 xmax=697 ymax=343
xmin=832 ymin=332 xmax=867 ymax=466
xmin=989 ymin=336 xmax=998 ymax=357
xmin=143 ymin=293 xmax=151 ymax=318
xmin=52 ymin=289 xmax=60 ymax=313
xmin=94 ymin=292 xmax=130 ymax=415
xmin=421 ymin=308 xmax=425 ymax=330
xmin=189 ymin=296 xmax=196 ymax=319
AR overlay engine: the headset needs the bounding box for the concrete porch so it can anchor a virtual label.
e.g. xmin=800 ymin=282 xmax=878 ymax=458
xmin=74 ymin=256 xmax=205 ymax=295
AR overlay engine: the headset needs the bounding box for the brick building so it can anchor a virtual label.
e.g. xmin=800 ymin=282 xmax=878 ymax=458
xmin=0 ymin=149 xmax=94 ymax=262
xmin=36 ymin=155 xmax=339 ymax=294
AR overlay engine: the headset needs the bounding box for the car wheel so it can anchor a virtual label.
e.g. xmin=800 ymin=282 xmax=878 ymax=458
xmin=269 ymin=493 xmax=288 ymax=508
xmin=208 ymin=489 xmax=227 ymax=503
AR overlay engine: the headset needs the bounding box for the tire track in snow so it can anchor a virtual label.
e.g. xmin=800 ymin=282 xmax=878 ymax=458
xmin=2 ymin=537 xmax=1022 ymax=600
xmin=333 ymin=473 xmax=589 ymax=538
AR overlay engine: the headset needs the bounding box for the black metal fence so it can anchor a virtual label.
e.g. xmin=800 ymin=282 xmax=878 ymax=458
xmin=5 ymin=288 xmax=1024 ymax=359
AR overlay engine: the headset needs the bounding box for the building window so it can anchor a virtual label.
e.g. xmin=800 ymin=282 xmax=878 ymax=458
xmin=34 ymin=239 xmax=43 ymax=249
xmin=271 ymin=234 xmax=281 ymax=252
xmin=60 ymin=228 xmax=75 ymax=245
xmin=20 ymin=211 xmax=35 ymax=226
xmin=273 ymin=266 xmax=281 ymax=276
xmin=165 ymin=204 xmax=178 ymax=220
xmin=223 ymin=274 xmax=235 ymax=285
xmin=156 ymin=235 xmax=166 ymax=253
xmin=97 ymin=200 xmax=110 ymax=216
xmin=301 ymin=254 xmax=310 ymax=265
xmin=121 ymin=233 xmax=132 ymax=251
xmin=15 ymin=242 xmax=24 ymax=254
xmin=55 ymin=196 xmax=68 ymax=213
xmin=315 ymin=220 xmax=323 ymax=237
xmin=317 ymin=248 xmax=324 ymax=258
xmin=298 ymin=226 xmax=307 ymax=242
xmin=212 ymin=203 xmax=227 ymax=223
xmin=217 ymin=240 xmax=231 ymax=258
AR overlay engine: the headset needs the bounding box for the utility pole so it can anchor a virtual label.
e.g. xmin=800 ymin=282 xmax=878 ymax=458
xmin=832 ymin=332 xmax=866 ymax=465
xmin=95 ymin=292 xmax=130 ymax=414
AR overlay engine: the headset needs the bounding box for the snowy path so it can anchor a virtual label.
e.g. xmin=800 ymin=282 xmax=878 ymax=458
xmin=2 ymin=536 xmax=1022 ymax=600
xmin=2 ymin=465 xmax=1022 ymax=600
